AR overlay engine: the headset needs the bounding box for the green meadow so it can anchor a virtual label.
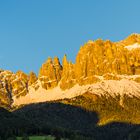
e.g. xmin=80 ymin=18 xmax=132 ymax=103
xmin=17 ymin=135 xmax=55 ymax=140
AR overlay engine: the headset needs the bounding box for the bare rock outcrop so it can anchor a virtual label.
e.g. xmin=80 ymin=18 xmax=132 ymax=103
xmin=60 ymin=34 xmax=140 ymax=89
xmin=39 ymin=57 xmax=62 ymax=89
xmin=60 ymin=55 xmax=76 ymax=90
xmin=28 ymin=71 xmax=38 ymax=86
xmin=0 ymin=34 xmax=140 ymax=108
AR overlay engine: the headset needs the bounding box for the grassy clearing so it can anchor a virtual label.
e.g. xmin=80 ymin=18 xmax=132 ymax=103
xmin=17 ymin=135 xmax=55 ymax=140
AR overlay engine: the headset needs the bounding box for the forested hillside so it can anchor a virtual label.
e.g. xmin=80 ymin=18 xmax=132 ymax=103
xmin=0 ymin=93 xmax=140 ymax=140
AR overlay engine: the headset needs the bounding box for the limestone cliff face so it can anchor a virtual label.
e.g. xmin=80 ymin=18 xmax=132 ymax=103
xmin=28 ymin=71 xmax=38 ymax=86
xmin=38 ymin=34 xmax=140 ymax=90
xmin=120 ymin=33 xmax=140 ymax=45
xmin=75 ymin=39 xmax=140 ymax=76
xmin=0 ymin=34 xmax=140 ymax=107
xmin=60 ymin=55 xmax=76 ymax=90
xmin=60 ymin=34 xmax=140 ymax=88
xmin=39 ymin=57 xmax=62 ymax=89
xmin=0 ymin=70 xmax=38 ymax=107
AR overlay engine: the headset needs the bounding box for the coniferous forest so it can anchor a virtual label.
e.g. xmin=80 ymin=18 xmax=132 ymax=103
xmin=0 ymin=93 xmax=140 ymax=140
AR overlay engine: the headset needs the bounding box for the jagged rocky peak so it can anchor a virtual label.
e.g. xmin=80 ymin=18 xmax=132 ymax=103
xmin=60 ymin=35 xmax=140 ymax=89
xmin=0 ymin=69 xmax=39 ymax=107
xmin=121 ymin=33 xmax=140 ymax=45
xmin=39 ymin=56 xmax=62 ymax=89
xmin=16 ymin=70 xmax=28 ymax=83
xmin=28 ymin=71 xmax=38 ymax=86
xmin=0 ymin=34 xmax=140 ymax=108
xmin=62 ymin=54 xmax=68 ymax=67
xmin=76 ymin=37 xmax=140 ymax=75
xmin=38 ymin=34 xmax=140 ymax=90
xmin=0 ymin=70 xmax=24 ymax=106
xmin=60 ymin=55 xmax=75 ymax=90
xmin=53 ymin=57 xmax=63 ymax=81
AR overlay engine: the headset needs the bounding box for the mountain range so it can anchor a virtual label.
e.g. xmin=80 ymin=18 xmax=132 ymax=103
xmin=0 ymin=33 xmax=140 ymax=108
xmin=0 ymin=33 xmax=140 ymax=139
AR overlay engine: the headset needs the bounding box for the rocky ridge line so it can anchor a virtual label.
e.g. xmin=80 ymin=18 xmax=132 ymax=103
xmin=0 ymin=33 xmax=140 ymax=107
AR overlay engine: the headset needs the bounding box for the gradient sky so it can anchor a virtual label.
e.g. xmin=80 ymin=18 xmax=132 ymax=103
xmin=0 ymin=0 xmax=140 ymax=74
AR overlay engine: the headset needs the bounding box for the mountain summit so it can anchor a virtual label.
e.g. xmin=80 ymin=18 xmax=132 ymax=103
xmin=0 ymin=34 xmax=140 ymax=108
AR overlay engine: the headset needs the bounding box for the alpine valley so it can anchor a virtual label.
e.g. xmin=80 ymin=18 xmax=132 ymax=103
xmin=0 ymin=34 xmax=140 ymax=140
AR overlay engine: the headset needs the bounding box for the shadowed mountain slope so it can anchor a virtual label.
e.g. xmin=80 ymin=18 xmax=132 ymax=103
xmin=0 ymin=92 xmax=140 ymax=139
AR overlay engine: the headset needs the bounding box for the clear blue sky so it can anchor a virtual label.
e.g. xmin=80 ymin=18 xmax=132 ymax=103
xmin=0 ymin=0 xmax=140 ymax=74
